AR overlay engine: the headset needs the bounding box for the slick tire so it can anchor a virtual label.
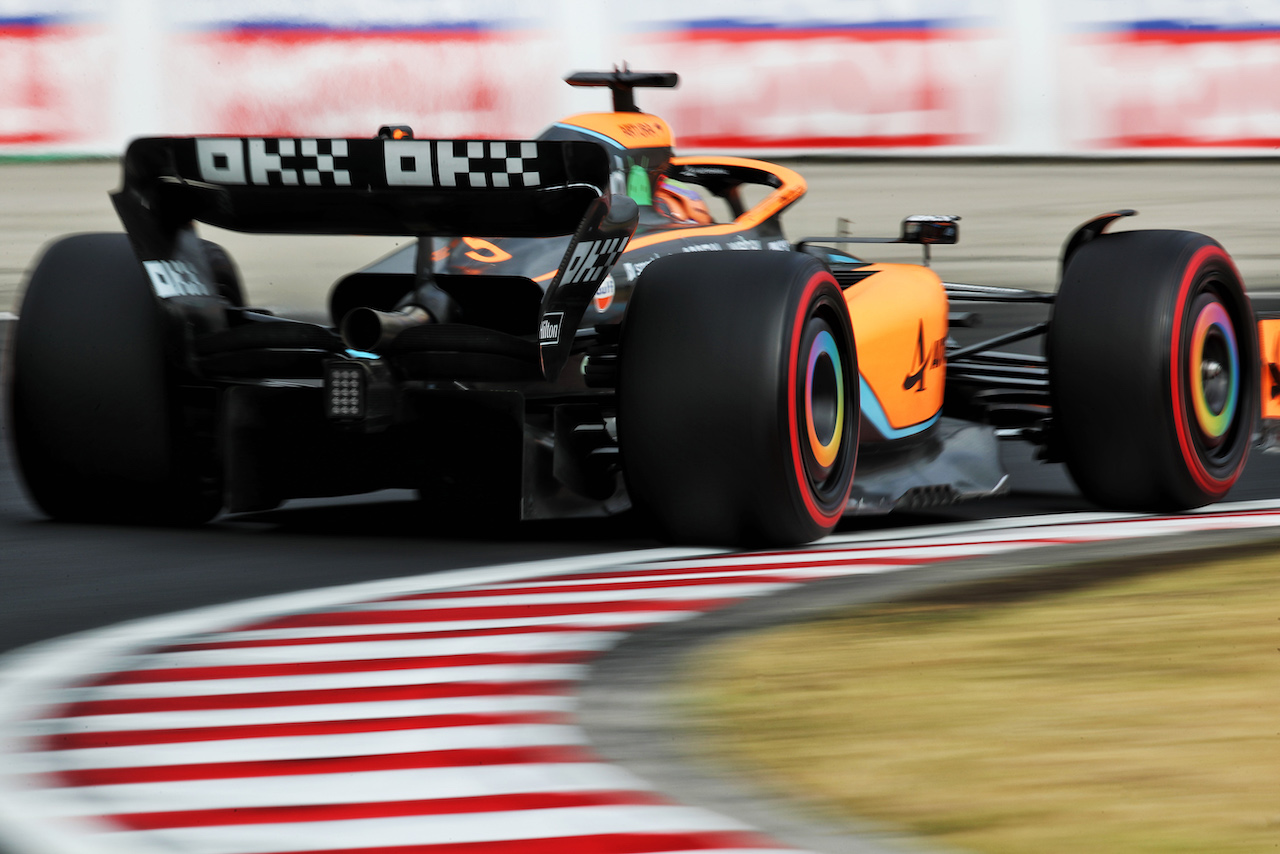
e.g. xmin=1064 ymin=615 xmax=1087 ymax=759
xmin=1048 ymin=230 xmax=1256 ymax=510
xmin=619 ymin=250 xmax=859 ymax=546
xmin=6 ymin=233 xmax=222 ymax=524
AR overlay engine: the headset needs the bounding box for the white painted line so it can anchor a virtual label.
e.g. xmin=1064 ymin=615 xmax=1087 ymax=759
xmin=56 ymin=662 xmax=589 ymax=700
xmin=119 ymin=630 xmax=625 ymax=669
xmin=192 ymin=609 xmax=700 ymax=642
xmin=643 ymin=541 xmax=1038 ymax=570
xmin=348 ymin=581 xmax=797 ymax=609
xmin=31 ymin=762 xmax=654 ymax=817
xmin=20 ymin=695 xmax=579 ymax=735
xmin=16 ymin=723 xmax=588 ymax=772
xmin=0 ymin=312 xmax=16 ymax=322
xmin=101 ymin=804 xmax=753 ymax=854
xmin=465 ymin=563 xmax=910 ymax=590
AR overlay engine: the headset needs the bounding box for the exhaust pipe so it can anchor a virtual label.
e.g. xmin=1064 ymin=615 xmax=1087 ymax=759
xmin=341 ymin=305 xmax=432 ymax=352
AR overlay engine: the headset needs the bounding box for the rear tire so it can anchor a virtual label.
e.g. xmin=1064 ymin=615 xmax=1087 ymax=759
xmin=1048 ymin=230 xmax=1256 ymax=510
xmin=619 ymin=251 xmax=858 ymax=546
xmin=6 ymin=233 xmax=222 ymax=523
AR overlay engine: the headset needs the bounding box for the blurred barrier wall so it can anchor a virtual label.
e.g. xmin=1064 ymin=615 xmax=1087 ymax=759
xmin=4 ymin=0 xmax=1280 ymax=156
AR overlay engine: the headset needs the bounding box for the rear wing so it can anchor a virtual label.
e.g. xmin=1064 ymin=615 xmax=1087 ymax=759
xmin=111 ymin=135 xmax=637 ymax=382
xmin=113 ymin=136 xmax=613 ymax=256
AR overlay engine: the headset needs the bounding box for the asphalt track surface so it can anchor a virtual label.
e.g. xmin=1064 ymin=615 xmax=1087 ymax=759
xmin=3 ymin=160 xmax=1280 ymax=854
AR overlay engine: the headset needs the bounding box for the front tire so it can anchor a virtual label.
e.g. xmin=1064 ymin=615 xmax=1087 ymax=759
xmin=619 ymin=251 xmax=859 ymax=546
xmin=1048 ymin=230 xmax=1256 ymax=510
xmin=6 ymin=233 xmax=222 ymax=523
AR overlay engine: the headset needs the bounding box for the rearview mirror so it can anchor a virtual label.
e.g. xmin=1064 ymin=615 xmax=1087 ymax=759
xmin=901 ymin=215 xmax=960 ymax=245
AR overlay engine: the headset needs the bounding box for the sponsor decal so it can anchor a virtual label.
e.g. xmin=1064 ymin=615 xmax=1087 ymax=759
xmin=727 ymin=236 xmax=761 ymax=251
xmin=143 ymin=260 xmax=210 ymax=298
xmin=561 ymin=237 xmax=628 ymax=285
xmin=681 ymin=242 xmax=723 ymax=253
xmin=903 ymin=320 xmax=946 ymax=392
xmin=617 ymin=120 xmax=667 ymax=140
xmin=196 ymin=138 xmax=352 ymax=187
xmin=194 ymin=138 xmax=542 ymax=189
xmin=385 ymin=139 xmax=541 ymax=188
xmin=539 ymin=311 xmax=565 ymax=347
xmin=593 ymin=275 xmax=615 ymax=312
xmin=767 ymin=239 xmax=791 ymax=251
xmin=679 ymin=165 xmax=731 ymax=176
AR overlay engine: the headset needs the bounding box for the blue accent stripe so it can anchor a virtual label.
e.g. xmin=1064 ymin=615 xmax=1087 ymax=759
xmin=1126 ymin=19 xmax=1280 ymax=32
xmin=0 ymin=16 xmax=68 ymax=27
xmin=673 ymin=18 xmax=972 ymax=31
xmin=217 ymin=21 xmax=495 ymax=33
xmin=551 ymin=123 xmax=626 ymax=151
xmin=859 ymin=376 xmax=940 ymax=441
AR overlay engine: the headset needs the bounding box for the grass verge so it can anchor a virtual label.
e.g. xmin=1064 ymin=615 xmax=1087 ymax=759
xmin=679 ymin=545 xmax=1280 ymax=853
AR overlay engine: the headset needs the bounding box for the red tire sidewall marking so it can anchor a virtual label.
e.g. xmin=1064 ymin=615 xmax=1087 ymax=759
xmin=1169 ymin=244 xmax=1244 ymax=496
xmin=787 ymin=271 xmax=850 ymax=528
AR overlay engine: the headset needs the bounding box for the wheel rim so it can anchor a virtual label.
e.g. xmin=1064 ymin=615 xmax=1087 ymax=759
xmin=805 ymin=327 xmax=845 ymax=471
xmin=1188 ymin=298 xmax=1239 ymax=449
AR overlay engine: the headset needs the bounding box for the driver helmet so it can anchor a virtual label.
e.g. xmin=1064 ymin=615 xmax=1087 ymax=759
xmin=653 ymin=176 xmax=713 ymax=225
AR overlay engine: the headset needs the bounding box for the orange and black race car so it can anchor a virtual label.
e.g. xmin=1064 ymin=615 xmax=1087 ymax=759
xmin=4 ymin=70 xmax=1269 ymax=545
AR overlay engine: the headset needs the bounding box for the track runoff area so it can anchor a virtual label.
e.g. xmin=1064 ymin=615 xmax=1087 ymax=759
xmin=2 ymin=505 xmax=1280 ymax=854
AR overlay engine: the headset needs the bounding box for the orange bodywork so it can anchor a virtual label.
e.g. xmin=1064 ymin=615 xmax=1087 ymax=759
xmin=558 ymin=113 xmax=674 ymax=149
xmin=844 ymin=263 xmax=948 ymax=434
xmin=668 ymin=156 xmax=807 ymax=232
xmin=528 ymin=155 xmax=807 ymax=283
xmin=1259 ymin=319 xmax=1280 ymax=420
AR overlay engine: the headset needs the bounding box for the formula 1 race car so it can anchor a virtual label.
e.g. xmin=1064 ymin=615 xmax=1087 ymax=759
xmin=4 ymin=70 xmax=1271 ymax=545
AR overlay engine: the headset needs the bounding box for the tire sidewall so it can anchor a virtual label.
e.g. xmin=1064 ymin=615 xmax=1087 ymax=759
xmin=1165 ymin=243 xmax=1254 ymax=501
xmin=781 ymin=271 xmax=858 ymax=533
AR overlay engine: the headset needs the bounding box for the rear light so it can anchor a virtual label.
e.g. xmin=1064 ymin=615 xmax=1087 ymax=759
xmin=326 ymin=362 xmax=365 ymax=420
